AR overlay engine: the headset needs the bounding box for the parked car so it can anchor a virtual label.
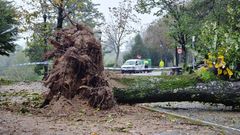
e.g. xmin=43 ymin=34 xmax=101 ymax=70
xmin=121 ymin=59 xmax=145 ymax=73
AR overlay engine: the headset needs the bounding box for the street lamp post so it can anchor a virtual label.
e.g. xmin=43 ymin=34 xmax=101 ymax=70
xmin=43 ymin=0 xmax=48 ymax=78
xmin=175 ymin=46 xmax=179 ymax=67
xmin=192 ymin=36 xmax=196 ymax=70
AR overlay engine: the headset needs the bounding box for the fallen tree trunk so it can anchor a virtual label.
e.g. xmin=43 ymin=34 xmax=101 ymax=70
xmin=113 ymin=81 xmax=240 ymax=108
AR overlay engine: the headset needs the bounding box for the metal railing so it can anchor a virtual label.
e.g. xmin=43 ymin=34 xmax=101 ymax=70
xmin=104 ymin=67 xmax=182 ymax=71
xmin=1 ymin=62 xmax=182 ymax=72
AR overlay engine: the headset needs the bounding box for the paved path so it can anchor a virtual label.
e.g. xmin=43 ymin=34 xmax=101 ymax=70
xmin=123 ymin=71 xmax=167 ymax=76
xmin=145 ymin=102 xmax=240 ymax=134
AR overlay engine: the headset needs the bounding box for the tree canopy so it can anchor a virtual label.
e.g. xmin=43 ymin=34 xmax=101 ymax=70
xmin=137 ymin=0 xmax=240 ymax=73
xmin=124 ymin=34 xmax=149 ymax=61
xmin=136 ymin=0 xmax=193 ymax=69
xmin=0 ymin=0 xmax=18 ymax=56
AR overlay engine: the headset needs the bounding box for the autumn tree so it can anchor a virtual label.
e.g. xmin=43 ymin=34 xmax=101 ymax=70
xmin=143 ymin=19 xmax=174 ymax=66
xmin=193 ymin=0 xmax=240 ymax=73
xmin=24 ymin=24 xmax=52 ymax=75
xmin=0 ymin=46 xmax=40 ymax=81
xmin=136 ymin=0 xmax=193 ymax=69
xmin=0 ymin=0 xmax=18 ymax=56
xmin=104 ymin=0 xmax=140 ymax=67
xmin=48 ymin=0 xmax=105 ymax=29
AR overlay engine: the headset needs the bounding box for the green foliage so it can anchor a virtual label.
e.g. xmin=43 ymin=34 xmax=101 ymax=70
xmin=148 ymin=47 xmax=173 ymax=67
xmin=24 ymin=22 xmax=53 ymax=75
xmin=19 ymin=107 xmax=30 ymax=114
xmin=103 ymin=52 xmax=116 ymax=67
xmin=105 ymin=63 xmax=115 ymax=67
xmin=65 ymin=0 xmax=105 ymax=27
xmin=136 ymin=0 xmax=194 ymax=68
xmin=2 ymin=66 xmax=41 ymax=82
xmin=114 ymin=74 xmax=198 ymax=91
xmin=143 ymin=20 xmax=174 ymax=66
xmin=235 ymin=71 xmax=240 ymax=80
xmin=19 ymin=0 xmax=104 ymax=30
xmin=138 ymin=0 xmax=240 ymax=73
xmin=0 ymin=46 xmax=28 ymax=67
xmin=25 ymin=39 xmax=51 ymax=75
xmin=197 ymin=0 xmax=240 ymax=71
xmin=0 ymin=0 xmax=18 ymax=56
xmin=23 ymin=0 xmax=104 ymax=74
xmin=146 ymin=48 xmax=160 ymax=66
xmin=123 ymin=34 xmax=150 ymax=61
xmin=196 ymin=68 xmax=217 ymax=82
xmin=0 ymin=46 xmax=41 ymax=81
xmin=0 ymin=78 xmax=13 ymax=85
xmin=113 ymin=74 xmax=199 ymax=104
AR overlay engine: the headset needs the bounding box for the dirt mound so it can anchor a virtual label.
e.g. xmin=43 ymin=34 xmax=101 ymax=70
xmin=43 ymin=96 xmax=90 ymax=116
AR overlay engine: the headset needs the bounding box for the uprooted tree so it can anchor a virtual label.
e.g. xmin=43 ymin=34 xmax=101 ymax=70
xmin=41 ymin=24 xmax=115 ymax=109
xmin=113 ymin=81 xmax=240 ymax=108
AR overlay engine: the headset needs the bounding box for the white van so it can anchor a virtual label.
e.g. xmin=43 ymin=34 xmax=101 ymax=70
xmin=121 ymin=59 xmax=145 ymax=73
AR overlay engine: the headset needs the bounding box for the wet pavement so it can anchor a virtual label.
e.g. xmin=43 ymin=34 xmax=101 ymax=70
xmin=146 ymin=102 xmax=240 ymax=133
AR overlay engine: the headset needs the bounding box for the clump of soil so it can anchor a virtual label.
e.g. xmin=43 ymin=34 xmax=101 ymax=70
xmin=42 ymin=24 xmax=115 ymax=111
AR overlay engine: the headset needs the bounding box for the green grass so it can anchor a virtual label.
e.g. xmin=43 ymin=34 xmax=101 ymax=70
xmin=0 ymin=78 xmax=13 ymax=85
xmin=113 ymin=74 xmax=199 ymax=91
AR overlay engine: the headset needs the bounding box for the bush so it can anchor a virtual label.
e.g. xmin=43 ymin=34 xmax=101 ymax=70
xmin=196 ymin=67 xmax=218 ymax=82
xmin=105 ymin=63 xmax=115 ymax=67
xmin=0 ymin=78 xmax=13 ymax=85
xmin=113 ymin=74 xmax=198 ymax=90
xmin=1 ymin=66 xmax=41 ymax=82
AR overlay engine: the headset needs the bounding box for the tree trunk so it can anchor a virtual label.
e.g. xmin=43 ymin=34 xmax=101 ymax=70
xmin=43 ymin=14 xmax=48 ymax=78
xmin=114 ymin=47 xmax=120 ymax=67
xmin=57 ymin=5 xmax=64 ymax=29
xmin=182 ymin=43 xmax=187 ymax=70
xmin=113 ymin=81 xmax=240 ymax=108
xmin=175 ymin=47 xmax=179 ymax=67
xmin=41 ymin=24 xmax=115 ymax=109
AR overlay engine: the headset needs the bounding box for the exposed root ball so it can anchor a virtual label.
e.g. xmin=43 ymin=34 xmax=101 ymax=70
xmin=42 ymin=24 xmax=115 ymax=109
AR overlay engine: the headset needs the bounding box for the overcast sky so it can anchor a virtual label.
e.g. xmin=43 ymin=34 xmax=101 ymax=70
xmin=92 ymin=0 xmax=158 ymax=26
xmin=13 ymin=0 xmax=158 ymax=48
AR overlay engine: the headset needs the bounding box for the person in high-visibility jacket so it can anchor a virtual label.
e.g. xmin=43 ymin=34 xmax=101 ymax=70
xmin=159 ymin=60 xmax=165 ymax=68
xmin=144 ymin=60 xmax=149 ymax=68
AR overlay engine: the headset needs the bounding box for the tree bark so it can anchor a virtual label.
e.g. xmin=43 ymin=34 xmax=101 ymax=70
xmin=57 ymin=5 xmax=64 ymax=29
xmin=43 ymin=14 xmax=48 ymax=78
xmin=114 ymin=47 xmax=120 ymax=67
xmin=113 ymin=81 xmax=240 ymax=108
xmin=182 ymin=43 xmax=187 ymax=70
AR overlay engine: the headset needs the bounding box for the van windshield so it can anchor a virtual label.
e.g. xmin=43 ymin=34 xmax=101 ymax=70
xmin=124 ymin=60 xmax=135 ymax=65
